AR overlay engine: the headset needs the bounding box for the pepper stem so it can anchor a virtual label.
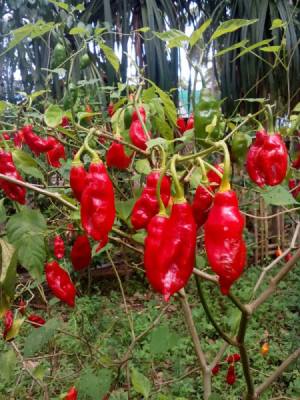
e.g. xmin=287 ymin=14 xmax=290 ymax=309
xmin=218 ymin=141 xmax=231 ymax=192
xmin=84 ymin=129 xmax=100 ymax=162
xmin=265 ymin=104 xmax=274 ymax=134
xmin=197 ymin=157 xmax=208 ymax=185
xmin=170 ymin=155 xmax=185 ymax=202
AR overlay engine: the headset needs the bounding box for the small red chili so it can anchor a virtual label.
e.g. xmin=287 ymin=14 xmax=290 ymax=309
xmin=226 ymin=365 xmax=236 ymax=385
xmin=71 ymin=235 xmax=91 ymax=271
xmin=64 ymin=386 xmax=78 ymax=400
xmin=45 ymin=261 xmax=76 ymax=307
xmin=3 ymin=310 xmax=13 ymax=339
xmin=28 ymin=315 xmax=46 ymax=328
xmin=54 ymin=235 xmax=65 ymax=259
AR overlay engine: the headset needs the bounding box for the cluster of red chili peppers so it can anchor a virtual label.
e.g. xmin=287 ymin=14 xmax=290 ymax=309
xmin=176 ymin=114 xmax=194 ymax=134
xmin=129 ymin=106 xmax=151 ymax=150
xmin=212 ymin=353 xmax=240 ymax=385
xmin=0 ymin=149 xmax=26 ymax=204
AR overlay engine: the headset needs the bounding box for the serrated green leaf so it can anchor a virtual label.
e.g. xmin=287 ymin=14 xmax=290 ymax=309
xmin=150 ymin=325 xmax=179 ymax=355
xmin=0 ymin=350 xmax=16 ymax=382
xmin=12 ymin=149 xmax=43 ymax=180
xmin=78 ymin=367 xmax=112 ymax=399
xmin=261 ymin=185 xmax=298 ymax=206
xmin=44 ymin=104 xmax=64 ymax=128
xmin=189 ymin=19 xmax=212 ymax=47
xmin=131 ymin=368 xmax=151 ymax=399
xmin=210 ymin=19 xmax=258 ymax=41
xmin=23 ymin=318 xmax=60 ymax=357
xmin=135 ymin=159 xmax=151 ymax=175
xmin=98 ymin=42 xmax=120 ymax=72
xmin=216 ymin=39 xmax=249 ymax=57
xmin=6 ymin=209 xmax=47 ymax=280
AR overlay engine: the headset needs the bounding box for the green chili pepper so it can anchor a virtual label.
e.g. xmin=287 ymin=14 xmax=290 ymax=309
xmin=80 ymin=54 xmax=91 ymax=69
xmin=51 ymin=43 xmax=67 ymax=69
xmin=231 ymin=132 xmax=250 ymax=165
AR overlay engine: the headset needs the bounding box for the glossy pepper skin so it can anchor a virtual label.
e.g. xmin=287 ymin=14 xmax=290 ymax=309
xmin=192 ymin=185 xmax=213 ymax=227
xmin=177 ymin=117 xmax=186 ymax=133
xmin=185 ymin=114 xmax=194 ymax=130
xmin=204 ymin=190 xmax=246 ymax=295
xmin=28 ymin=315 xmax=46 ymax=328
xmin=70 ymin=163 xmax=88 ymax=202
xmin=132 ymin=106 xmax=146 ymax=123
xmin=131 ymin=171 xmax=171 ymax=230
xmin=129 ymin=120 xmax=151 ymax=150
xmin=156 ymin=201 xmax=197 ymax=301
xmin=106 ymin=140 xmax=132 ymax=170
xmin=144 ymin=214 xmax=169 ymax=293
xmin=207 ymin=165 xmax=223 ymax=191
xmin=226 ymin=365 xmax=236 ymax=385
xmin=22 ymin=125 xmax=56 ymax=155
xmin=0 ymin=150 xmax=26 ymax=204
xmin=61 ymin=116 xmax=70 ymax=127
xmin=80 ymin=161 xmax=115 ymax=249
xmin=65 ymin=387 xmax=78 ymax=400
xmin=54 ymin=235 xmax=65 ymax=259
xmin=46 ymin=139 xmax=66 ymax=168
xmin=3 ymin=310 xmax=13 ymax=339
xmin=13 ymin=130 xmax=24 ymax=148
xmin=45 ymin=261 xmax=76 ymax=307
xmin=71 ymin=235 xmax=91 ymax=271
xmin=246 ymin=130 xmax=288 ymax=187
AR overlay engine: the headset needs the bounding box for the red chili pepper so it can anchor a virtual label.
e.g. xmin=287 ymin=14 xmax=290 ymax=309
xmin=292 ymin=152 xmax=300 ymax=169
xmin=45 ymin=261 xmax=76 ymax=307
xmin=204 ymin=190 xmax=246 ymax=295
xmin=132 ymin=106 xmax=146 ymax=123
xmin=80 ymin=161 xmax=115 ymax=250
xmin=22 ymin=125 xmax=56 ymax=155
xmin=212 ymin=363 xmax=220 ymax=376
xmin=226 ymin=353 xmax=241 ymax=363
xmin=13 ymin=130 xmax=24 ymax=148
xmin=0 ymin=149 xmax=26 ymax=204
xmin=207 ymin=164 xmax=223 ymax=191
xmin=106 ymin=140 xmax=132 ymax=170
xmin=64 ymin=386 xmax=78 ymax=400
xmin=0 ymin=132 xmax=10 ymax=140
xmin=226 ymin=365 xmax=236 ymax=385
xmin=284 ymin=253 xmax=293 ymax=262
xmin=176 ymin=117 xmax=186 ymax=134
xmin=129 ymin=120 xmax=151 ymax=150
xmin=28 ymin=314 xmax=46 ymax=328
xmin=145 ymin=214 xmax=169 ymax=292
xmin=46 ymin=139 xmax=66 ymax=168
xmin=3 ymin=310 xmax=13 ymax=339
xmin=275 ymin=247 xmax=282 ymax=257
xmin=246 ymin=130 xmax=288 ymax=187
xmin=70 ymin=162 xmax=88 ymax=202
xmin=288 ymin=179 xmax=300 ymax=201
xmin=149 ymin=201 xmax=197 ymax=301
xmin=54 ymin=235 xmax=65 ymax=259
xmin=85 ymin=104 xmax=93 ymax=122
xmin=71 ymin=235 xmax=91 ymax=271
xmin=108 ymin=102 xmax=114 ymax=117
xmin=18 ymin=299 xmax=26 ymax=315
xmin=185 ymin=114 xmax=194 ymax=130
xmin=61 ymin=116 xmax=70 ymax=127
xmin=131 ymin=171 xmax=171 ymax=230
xmin=192 ymin=185 xmax=213 ymax=227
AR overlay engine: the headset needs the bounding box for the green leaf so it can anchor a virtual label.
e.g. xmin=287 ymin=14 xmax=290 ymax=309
xmin=261 ymin=185 xmax=298 ymax=206
xmin=259 ymin=45 xmax=281 ymax=53
xmin=6 ymin=209 xmax=47 ymax=280
xmin=233 ymin=39 xmax=273 ymax=60
xmin=292 ymin=103 xmax=300 ymax=113
xmin=69 ymin=26 xmax=88 ymax=35
xmin=216 ymin=39 xmax=249 ymax=57
xmin=211 ymin=19 xmax=258 ymax=40
xmin=110 ymin=390 xmax=128 ymax=400
xmin=132 ymin=231 xmax=146 ymax=245
xmin=146 ymin=137 xmax=168 ymax=150
xmin=131 ymin=368 xmax=151 ymax=399
xmin=135 ymin=27 xmax=150 ymax=33
xmin=78 ymin=367 xmax=112 ymax=399
xmin=115 ymin=199 xmax=135 ymax=222
xmin=44 ymin=104 xmax=64 ymax=128
xmin=148 ymin=81 xmax=177 ymax=127
xmin=48 ymin=0 xmax=69 ymax=11
xmin=0 ymin=101 xmax=11 ymax=115
xmin=150 ymin=325 xmax=179 ymax=355
xmin=23 ymin=318 xmax=60 ymax=357
xmin=135 ymin=159 xmax=151 ymax=175
xmin=98 ymin=42 xmax=120 ymax=72
xmin=154 ymin=29 xmax=188 ymax=43
xmin=0 ymin=199 xmax=6 ymax=224
xmin=189 ymin=19 xmax=212 ymax=47
xmin=32 ymin=363 xmax=48 ymax=380
xmin=270 ymin=19 xmax=286 ymax=30
xmin=6 ymin=317 xmax=25 ymax=341
xmin=0 ymin=350 xmax=16 ymax=382
xmin=12 ymin=149 xmax=43 ymax=180
xmin=0 ymin=239 xmax=17 ymax=315
xmin=74 ymin=3 xmax=85 ymax=12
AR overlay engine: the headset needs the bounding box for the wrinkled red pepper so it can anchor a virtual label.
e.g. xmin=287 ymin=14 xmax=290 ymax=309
xmin=129 ymin=120 xmax=151 ymax=150
xmin=132 ymin=106 xmax=146 ymax=123
xmin=207 ymin=164 xmax=223 ymax=191
xmin=176 ymin=117 xmax=186 ymax=133
xmin=80 ymin=160 xmax=115 ymax=250
xmin=22 ymin=125 xmax=56 ymax=155
xmin=3 ymin=310 xmax=13 ymax=339
xmin=212 ymin=363 xmax=220 ymax=376
xmin=18 ymin=299 xmax=26 ymax=315
xmin=226 ymin=353 xmax=241 ymax=363
xmin=204 ymin=190 xmax=246 ymax=295
xmin=28 ymin=314 xmax=46 ymax=328
xmin=131 ymin=171 xmax=171 ymax=230
xmin=246 ymin=130 xmax=288 ymax=187
xmin=45 ymin=261 xmax=76 ymax=307
xmin=226 ymin=365 xmax=236 ymax=385
xmin=185 ymin=114 xmax=194 ymax=130
xmin=13 ymin=130 xmax=24 ymax=148
xmin=0 ymin=132 xmax=10 ymax=140
xmin=106 ymin=139 xmax=132 ymax=170
xmin=192 ymin=185 xmax=213 ymax=228
xmin=0 ymin=149 xmax=26 ymax=204
xmin=54 ymin=235 xmax=65 ymax=259
xmin=61 ymin=116 xmax=70 ymax=127
xmin=108 ymin=102 xmax=114 ymax=117
xmin=292 ymin=152 xmax=300 ymax=169
xmin=46 ymin=138 xmax=66 ymax=168
xmin=70 ymin=162 xmax=88 ymax=202
xmin=64 ymin=387 xmax=78 ymax=400
xmin=71 ymin=235 xmax=91 ymax=271
xmin=289 ymin=179 xmax=300 ymax=201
